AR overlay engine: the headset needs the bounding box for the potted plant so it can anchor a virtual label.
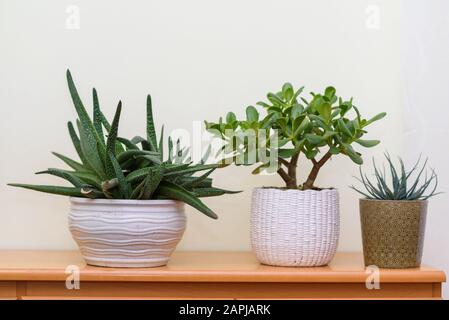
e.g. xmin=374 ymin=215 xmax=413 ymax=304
xmin=205 ymin=83 xmax=386 ymax=266
xmin=351 ymin=153 xmax=440 ymax=268
xmin=8 ymin=70 xmax=238 ymax=268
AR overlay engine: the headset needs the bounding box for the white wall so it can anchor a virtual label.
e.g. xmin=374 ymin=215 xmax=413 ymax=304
xmin=0 ymin=0 xmax=403 ymax=254
xmin=403 ymin=0 xmax=449 ymax=298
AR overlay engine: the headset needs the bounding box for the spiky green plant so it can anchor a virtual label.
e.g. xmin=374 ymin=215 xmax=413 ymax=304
xmin=8 ymin=70 xmax=238 ymax=219
xmin=351 ymin=153 xmax=440 ymax=200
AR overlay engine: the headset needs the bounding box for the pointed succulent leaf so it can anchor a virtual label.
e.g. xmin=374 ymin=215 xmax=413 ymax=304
xmin=156 ymin=181 xmax=218 ymax=219
xmin=146 ymin=94 xmax=158 ymax=151
xmin=52 ymin=152 xmax=86 ymax=172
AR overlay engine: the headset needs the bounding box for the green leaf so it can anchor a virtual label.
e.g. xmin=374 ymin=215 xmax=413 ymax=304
xmin=193 ymin=187 xmax=241 ymax=198
xmin=182 ymin=169 xmax=215 ymax=188
xmin=324 ymin=86 xmax=336 ymax=100
xmin=69 ymin=171 xmax=102 ymax=189
xmin=105 ymin=102 xmax=122 ymax=178
xmin=278 ymin=148 xmax=296 ymax=158
xmin=156 ymin=181 xmax=218 ymax=219
xmin=158 ymin=125 xmax=164 ymax=161
xmin=252 ymin=163 xmax=270 ymax=174
xmin=315 ymin=101 xmax=332 ymax=123
xmin=146 ymin=94 xmax=158 ymax=151
xmin=116 ymin=150 xmax=160 ymax=164
xmin=92 ymin=88 xmax=105 ymax=144
xmin=67 ymin=122 xmax=88 ymax=166
xmin=338 ymin=119 xmax=353 ymax=137
xmin=163 ymin=164 xmax=218 ymax=178
xmin=226 ymin=112 xmax=237 ymax=123
xmin=292 ymin=115 xmax=309 ymax=137
xmin=282 ymin=83 xmax=294 ymax=100
xmin=364 ymin=112 xmax=387 ymax=127
xmin=66 ymin=70 xmax=105 ymax=151
xmin=52 ymin=152 xmax=85 ymax=172
xmin=345 ymin=145 xmax=363 ymax=164
xmin=305 ymin=134 xmax=324 ymax=145
xmin=246 ymin=106 xmax=259 ymax=122
xmin=8 ymin=183 xmax=102 ymax=198
xmin=76 ymin=120 xmax=106 ymax=179
xmin=116 ymin=137 xmax=139 ymax=150
xmin=36 ymin=169 xmax=85 ymax=188
xmin=108 ymin=152 xmax=130 ymax=198
xmin=139 ymin=167 xmax=163 ymax=200
xmin=355 ymin=139 xmax=381 ymax=148
xmin=329 ymin=146 xmax=340 ymax=155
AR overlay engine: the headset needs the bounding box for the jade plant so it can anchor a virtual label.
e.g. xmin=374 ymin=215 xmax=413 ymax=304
xmin=205 ymin=83 xmax=386 ymax=190
xmin=351 ymin=153 xmax=440 ymax=200
xmin=8 ymin=70 xmax=238 ymax=219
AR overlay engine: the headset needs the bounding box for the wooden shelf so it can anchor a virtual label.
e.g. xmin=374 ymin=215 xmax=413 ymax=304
xmin=0 ymin=251 xmax=445 ymax=300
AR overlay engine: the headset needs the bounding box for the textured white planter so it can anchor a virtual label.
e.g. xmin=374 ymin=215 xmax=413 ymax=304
xmin=69 ymin=198 xmax=186 ymax=268
xmin=250 ymin=188 xmax=339 ymax=267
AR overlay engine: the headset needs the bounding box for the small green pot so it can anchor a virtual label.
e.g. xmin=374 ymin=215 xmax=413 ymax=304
xmin=359 ymin=199 xmax=427 ymax=268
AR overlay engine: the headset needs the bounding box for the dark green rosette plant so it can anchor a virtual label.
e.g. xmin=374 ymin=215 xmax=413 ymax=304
xmin=351 ymin=153 xmax=440 ymax=200
xmin=205 ymin=83 xmax=386 ymax=190
xmin=9 ymin=70 xmax=238 ymax=219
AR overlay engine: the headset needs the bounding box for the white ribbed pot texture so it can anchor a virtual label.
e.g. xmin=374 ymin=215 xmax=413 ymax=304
xmin=250 ymin=188 xmax=340 ymax=267
xmin=69 ymin=198 xmax=186 ymax=268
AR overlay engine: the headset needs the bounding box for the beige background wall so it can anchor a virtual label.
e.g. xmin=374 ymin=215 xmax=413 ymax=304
xmin=1 ymin=0 xmax=403 ymax=253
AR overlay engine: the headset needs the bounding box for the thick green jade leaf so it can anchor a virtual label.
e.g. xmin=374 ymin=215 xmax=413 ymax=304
xmin=156 ymin=181 xmax=218 ymax=219
xmin=246 ymin=106 xmax=259 ymax=122
xmin=364 ymin=112 xmax=387 ymax=127
xmin=355 ymin=139 xmax=380 ymax=148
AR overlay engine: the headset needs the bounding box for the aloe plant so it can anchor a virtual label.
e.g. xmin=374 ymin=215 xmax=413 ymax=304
xmin=205 ymin=83 xmax=386 ymax=190
xmin=8 ymin=70 xmax=238 ymax=219
xmin=351 ymin=153 xmax=440 ymax=200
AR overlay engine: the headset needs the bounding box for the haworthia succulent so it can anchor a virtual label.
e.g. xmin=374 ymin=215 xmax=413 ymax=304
xmin=8 ymin=70 xmax=239 ymax=219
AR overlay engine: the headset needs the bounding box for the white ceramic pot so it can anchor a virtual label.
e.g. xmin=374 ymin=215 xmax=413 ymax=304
xmin=69 ymin=198 xmax=186 ymax=268
xmin=250 ymin=188 xmax=339 ymax=267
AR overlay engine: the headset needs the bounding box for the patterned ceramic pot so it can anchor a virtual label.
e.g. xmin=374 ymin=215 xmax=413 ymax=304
xmin=250 ymin=188 xmax=340 ymax=267
xmin=69 ymin=198 xmax=186 ymax=268
xmin=359 ymin=199 xmax=427 ymax=268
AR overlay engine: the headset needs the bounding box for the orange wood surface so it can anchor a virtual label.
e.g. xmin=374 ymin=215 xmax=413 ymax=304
xmin=0 ymin=251 xmax=445 ymax=300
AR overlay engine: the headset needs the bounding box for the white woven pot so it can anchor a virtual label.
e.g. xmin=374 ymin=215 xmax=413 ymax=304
xmin=69 ymin=198 xmax=186 ymax=268
xmin=250 ymin=188 xmax=339 ymax=267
